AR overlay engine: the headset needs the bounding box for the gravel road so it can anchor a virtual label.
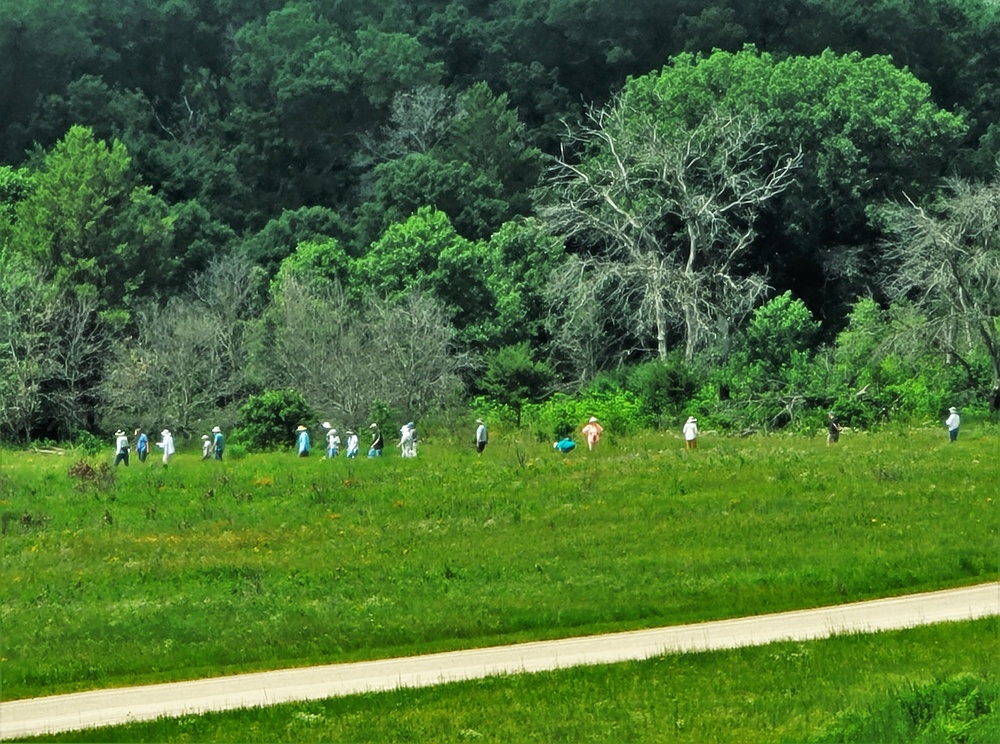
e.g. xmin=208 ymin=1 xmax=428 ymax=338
xmin=2 ymin=582 xmax=997 ymax=739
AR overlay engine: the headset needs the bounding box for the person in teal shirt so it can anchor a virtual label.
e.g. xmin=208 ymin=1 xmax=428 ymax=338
xmin=212 ymin=426 xmax=224 ymax=460
xmin=296 ymin=425 xmax=310 ymax=457
xmin=553 ymin=438 xmax=576 ymax=454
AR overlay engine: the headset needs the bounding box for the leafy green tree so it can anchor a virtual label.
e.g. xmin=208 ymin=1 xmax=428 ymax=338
xmin=239 ymin=206 xmax=348 ymax=279
xmin=3 ymin=125 xmax=173 ymax=309
xmin=481 ymin=342 xmax=557 ymax=427
xmin=271 ymin=238 xmax=350 ymax=296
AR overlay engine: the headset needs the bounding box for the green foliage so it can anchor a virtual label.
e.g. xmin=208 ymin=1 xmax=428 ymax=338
xmin=271 ymin=238 xmax=349 ymax=296
xmin=240 ymin=206 xmax=348 ymax=279
xmin=481 ymin=343 xmax=556 ymax=426
xmin=811 ymin=674 xmax=1000 ymax=743
xmin=234 ymin=388 xmax=313 ymax=451
xmin=522 ymin=386 xmax=649 ymax=442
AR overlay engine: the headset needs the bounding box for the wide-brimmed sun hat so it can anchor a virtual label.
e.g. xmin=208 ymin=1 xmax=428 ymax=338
xmin=296 ymin=425 xmax=307 ymax=432
xmin=476 ymin=418 xmax=484 ymax=424
xmin=369 ymin=423 xmax=378 ymax=429
xmin=321 ymin=422 xmax=331 ymax=429
xmin=161 ymin=429 xmax=170 ymax=435
xmin=687 ymin=416 xmax=697 ymax=423
xmin=589 ymin=417 xmax=598 ymax=423
xmin=212 ymin=426 xmax=221 ymax=433
xmin=114 ymin=429 xmax=125 ymax=437
xmin=201 ymin=434 xmax=209 ymax=440
xmin=949 ymin=406 xmax=958 ymax=413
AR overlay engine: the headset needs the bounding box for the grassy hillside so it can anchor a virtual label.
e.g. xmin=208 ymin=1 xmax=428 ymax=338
xmin=1 ymin=427 xmax=996 ymax=701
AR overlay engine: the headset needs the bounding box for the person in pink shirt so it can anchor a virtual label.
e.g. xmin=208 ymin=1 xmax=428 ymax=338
xmin=581 ymin=417 xmax=604 ymax=451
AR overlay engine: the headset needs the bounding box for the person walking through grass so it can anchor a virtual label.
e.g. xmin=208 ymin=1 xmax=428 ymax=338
xmin=346 ymin=429 xmax=359 ymax=458
xmin=134 ymin=428 xmax=148 ymax=463
xmin=475 ymin=419 xmax=488 ymax=455
xmin=368 ymin=423 xmax=384 ymax=458
xmin=945 ymin=407 xmax=960 ymax=443
xmin=156 ymin=429 xmax=175 ymax=466
xmin=398 ymin=422 xmax=417 ymax=458
xmin=201 ymin=435 xmax=212 ymax=460
xmin=683 ymin=416 xmax=699 ymax=450
xmin=113 ymin=430 xmax=129 ymax=467
xmin=322 ymin=422 xmax=340 ymax=458
xmin=296 ymin=425 xmax=310 ymax=457
xmin=826 ymin=412 xmax=842 ymax=445
xmin=582 ymin=417 xmax=604 ymax=452
xmin=212 ymin=426 xmax=224 ymax=460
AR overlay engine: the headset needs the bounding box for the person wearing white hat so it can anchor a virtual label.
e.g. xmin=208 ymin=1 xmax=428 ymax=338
xmin=581 ymin=416 xmax=604 ymax=452
xmin=345 ymin=430 xmax=360 ymax=458
xmin=113 ymin=429 xmax=130 ymax=467
xmin=201 ymin=434 xmax=212 ymax=460
xmin=945 ymin=407 xmax=960 ymax=443
xmin=322 ymin=422 xmax=340 ymax=458
xmin=296 ymin=425 xmax=310 ymax=457
xmin=212 ymin=426 xmax=224 ymax=460
xmin=398 ymin=422 xmax=416 ymax=458
xmin=156 ymin=429 xmax=175 ymax=465
xmin=682 ymin=416 xmax=699 ymax=450
xmin=367 ymin=423 xmax=384 ymax=458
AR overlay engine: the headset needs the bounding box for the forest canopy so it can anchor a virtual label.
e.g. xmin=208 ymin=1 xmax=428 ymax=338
xmin=2 ymin=0 xmax=1000 ymax=442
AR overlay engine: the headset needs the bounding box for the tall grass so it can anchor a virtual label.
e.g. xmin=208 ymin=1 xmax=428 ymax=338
xmin=1 ymin=427 xmax=996 ymax=701
xmin=23 ymin=618 xmax=1000 ymax=743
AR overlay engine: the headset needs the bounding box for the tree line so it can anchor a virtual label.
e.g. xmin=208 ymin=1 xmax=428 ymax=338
xmin=1 ymin=0 xmax=1000 ymax=443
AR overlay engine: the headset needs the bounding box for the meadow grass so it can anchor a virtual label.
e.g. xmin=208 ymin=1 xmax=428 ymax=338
xmin=23 ymin=618 xmax=1000 ymax=742
xmin=0 ymin=427 xmax=996 ymax=702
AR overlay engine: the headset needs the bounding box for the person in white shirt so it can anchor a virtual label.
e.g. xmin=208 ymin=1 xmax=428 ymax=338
xmin=682 ymin=416 xmax=699 ymax=450
xmin=201 ymin=435 xmax=212 ymax=460
xmin=945 ymin=407 xmax=960 ymax=443
xmin=475 ymin=419 xmax=488 ymax=454
xmin=113 ymin=429 xmax=129 ymax=467
xmin=156 ymin=429 xmax=175 ymax=465
xmin=346 ymin=430 xmax=360 ymax=458
xmin=322 ymin=422 xmax=341 ymax=458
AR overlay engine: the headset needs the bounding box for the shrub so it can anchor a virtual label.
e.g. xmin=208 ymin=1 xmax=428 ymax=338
xmin=234 ymin=389 xmax=313 ymax=451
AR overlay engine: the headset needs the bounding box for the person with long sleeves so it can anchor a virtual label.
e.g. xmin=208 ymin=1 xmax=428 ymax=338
xmin=156 ymin=429 xmax=175 ymax=465
xmin=296 ymin=425 xmax=310 ymax=457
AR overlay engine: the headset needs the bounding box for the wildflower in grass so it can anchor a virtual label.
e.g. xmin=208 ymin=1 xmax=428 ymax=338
xmin=253 ymin=477 xmax=273 ymax=487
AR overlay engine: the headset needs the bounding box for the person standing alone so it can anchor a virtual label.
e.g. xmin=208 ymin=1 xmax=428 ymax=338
xmin=945 ymin=407 xmax=960 ymax=442
xmin=826 ymin=412 xmax=842 ymax=445
xmin=475 ymin=419 xmax=488 ymax=455
xmin=682 ymin=416 xmax=699 ymax=450
xmin=581 ymin=417 xmax=604 ymax=452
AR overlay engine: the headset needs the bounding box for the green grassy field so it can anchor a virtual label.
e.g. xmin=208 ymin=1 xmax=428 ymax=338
xmin=23 ymin=619 xmax=1000 ymax=743
xmin=1 ymin=426 xmax=996 ymax=705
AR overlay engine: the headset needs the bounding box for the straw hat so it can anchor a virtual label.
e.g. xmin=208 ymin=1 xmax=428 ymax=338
xmin=296 ymin=425 xmax=307 ymax=432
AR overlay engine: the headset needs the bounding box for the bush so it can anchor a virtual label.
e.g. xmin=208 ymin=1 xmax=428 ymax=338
xmin=234 ymin=389 xmax=313 ymax=451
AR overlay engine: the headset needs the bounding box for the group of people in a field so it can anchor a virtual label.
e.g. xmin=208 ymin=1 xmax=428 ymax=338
xmin=112 ymin=404 xmax=965 ymax=465
xmin=113 ymin=426 xmax=222 ymax=467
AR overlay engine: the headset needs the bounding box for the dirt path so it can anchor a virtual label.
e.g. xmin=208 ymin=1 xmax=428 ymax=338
xmin=2 ymin=582 xmax=997 ymax=739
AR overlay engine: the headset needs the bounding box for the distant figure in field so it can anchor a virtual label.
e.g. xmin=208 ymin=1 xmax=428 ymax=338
xmin=398 ymin=422 xmax=417 ymax=458
xmin=368 ymin=423 xmax=384 ymax=458
xmin=683 ymin=416 xmax=699 ymax=450
xmin=346 ymin=430 xmax=360 ymax=458
xmin=134 ymin=429 xmax=148 ymax=463
xmin=553 ymin=438 xmax=576 ymax=454
xmin=945 ymin=407 xmax=960 ymax=443
xmin=212 ymin=426 xmax=224 ymax=460
xmin=201 ymin=434 xmax=212 ymax=460
xmin=156 ymin=429 xmax=175 ymax=465
xmin=475 ymin=419 xmax=488 ymax=454
xmin=113 ymin=429 xmax=129 ymax=467
xmin=322 ymin=422 xmax=340 ymax=458
xmin=826 ymin=412 xmax=842 ymax=445
xmin=581 ymin=417 xmax=604 ymax=451
xmin=296 ymin=425 xmax=310 ymax=457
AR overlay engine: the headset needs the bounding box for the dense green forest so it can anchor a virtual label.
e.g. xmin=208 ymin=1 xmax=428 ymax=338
xmin=2 ymin=0 xmax=1000 ymax=443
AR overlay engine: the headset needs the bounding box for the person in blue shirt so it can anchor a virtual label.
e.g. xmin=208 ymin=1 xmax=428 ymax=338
xmin=212 ymin=426 xmax=224 ymax=460
xmin=134 ymin=429 xmax=149 ymax=463
xmin=296 ymin=425 xmax=310 ymax=457
xmin=553 ymin=438 xmax=576 ymax=454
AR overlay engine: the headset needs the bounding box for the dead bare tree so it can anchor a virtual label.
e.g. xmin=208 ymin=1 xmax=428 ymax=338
xmin=882 ymin=178 xmax=1000 ymax=410
xmin=541 ymin=101 xmax=801 ymax=362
